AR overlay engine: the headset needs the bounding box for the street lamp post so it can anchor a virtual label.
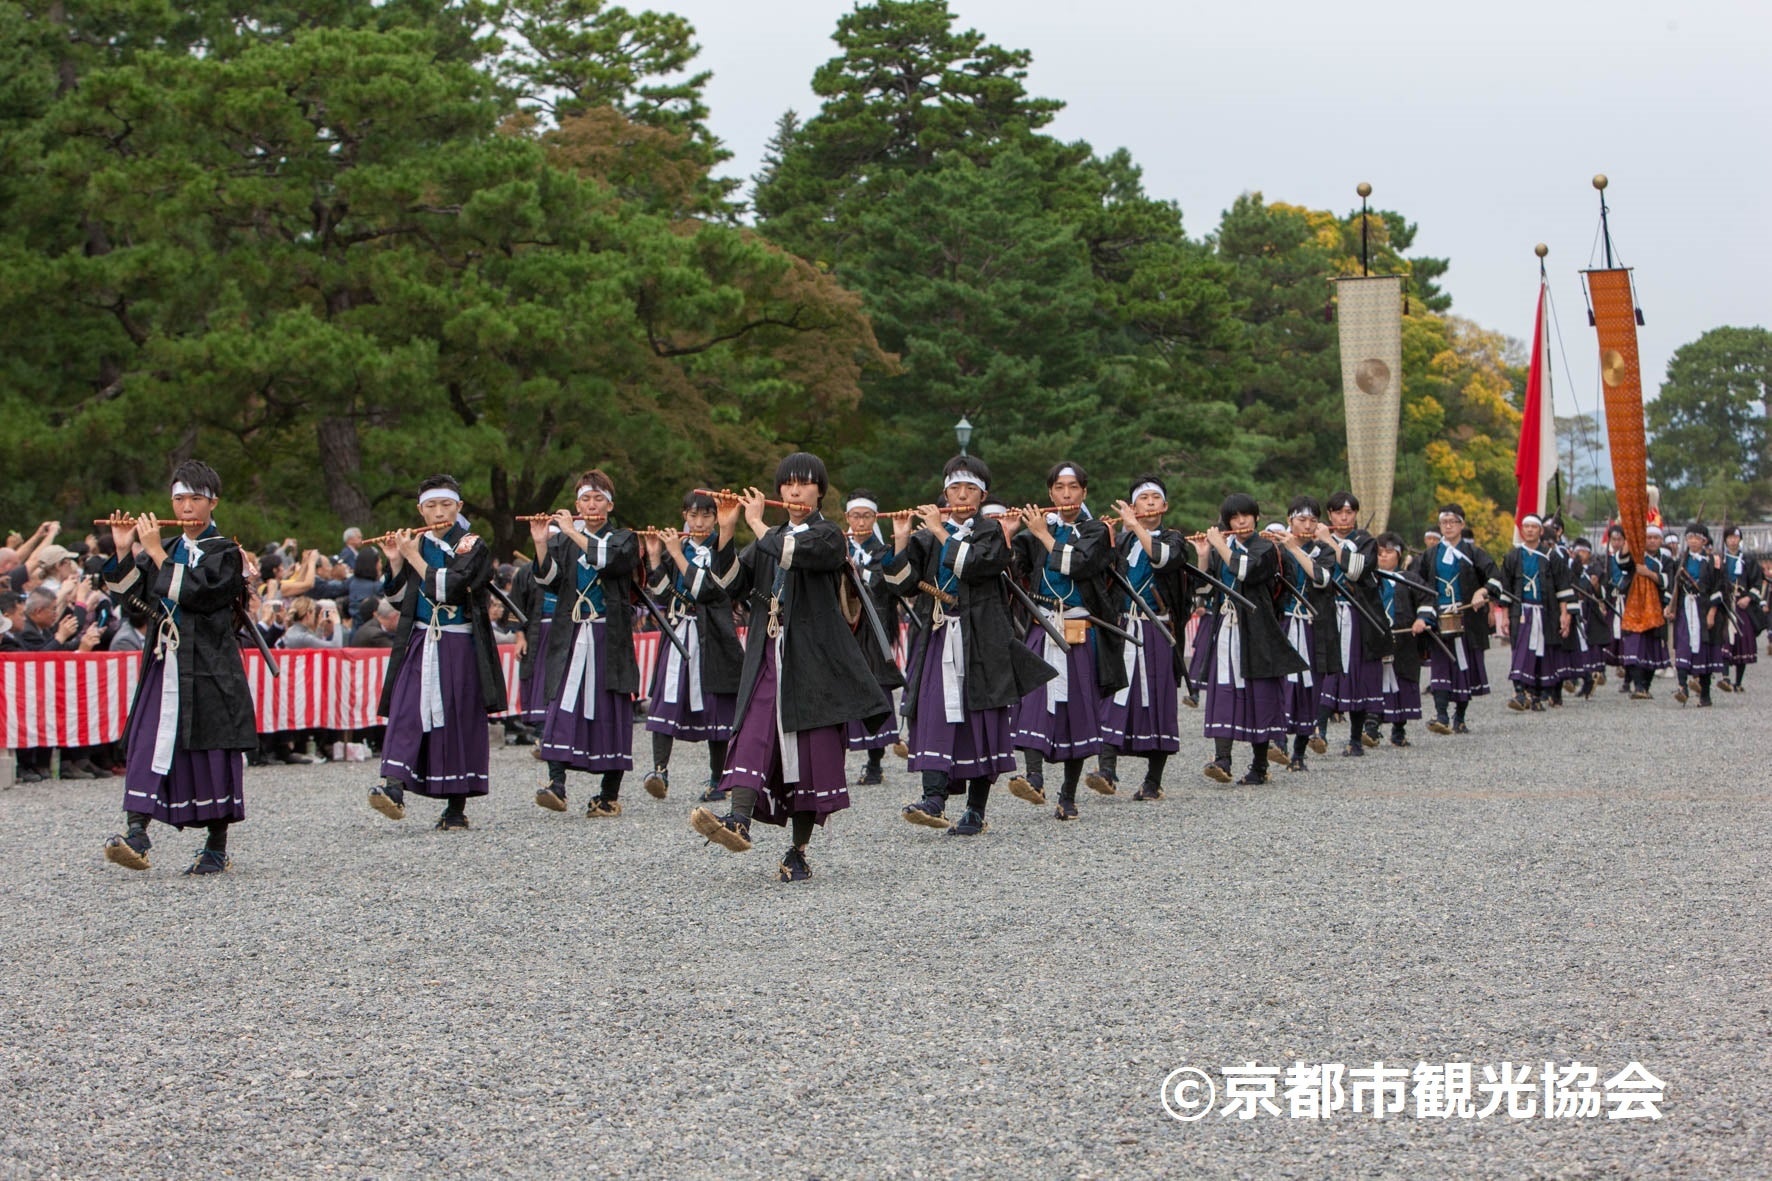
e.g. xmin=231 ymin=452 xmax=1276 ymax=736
xmin=954 ymin=415 xmax=973 ymax=457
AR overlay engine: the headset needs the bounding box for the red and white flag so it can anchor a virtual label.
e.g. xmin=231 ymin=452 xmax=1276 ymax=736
xmin=1514 ymin=277 xmax=1557 ymax=539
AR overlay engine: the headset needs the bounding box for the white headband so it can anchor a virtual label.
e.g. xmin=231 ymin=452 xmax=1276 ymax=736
xmin=170 ymin=481 xmax=214 ymax=499
xmin=1287 ymin=508 xmax=1317 ymax=521
xmin=1263 ymin=522 xmax=1287 ymax=535
xmin=944 ymin=472 xmax=988 ymax=493
xmin=1647 ymin=526 xmax=1663 ymax=536
xmin=417 ymin=488 xmax=459 ymax=508
xmin=577 ymin=485 xmax=612 ymax=508
xmin=846 ymin=497 xmax=878 ymax=514
xmin=981 ymin=504 xmax=1007 ymax=518
xmin=1520 ymin=514 xmax=1543 ymax=527
xmin=1053 ymin=466 xmax=1079 ymax=482
xmin=1130 ymin=482 xmax=1166 ymax=504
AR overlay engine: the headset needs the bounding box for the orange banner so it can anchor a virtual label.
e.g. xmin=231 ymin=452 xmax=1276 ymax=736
xmin=1584 ymin=268 xmax=1661 ymax=632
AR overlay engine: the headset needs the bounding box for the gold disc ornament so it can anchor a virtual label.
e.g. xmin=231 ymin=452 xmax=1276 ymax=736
xmin=1354 ymin=357 xmax=1392 ymax=396
xmin=1601 ymin=349 xmax=1627 ymax=387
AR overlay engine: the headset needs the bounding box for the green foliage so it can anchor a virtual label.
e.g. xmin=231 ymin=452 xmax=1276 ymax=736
xmin=1647 ymin=325 xmax=1772 ymax=520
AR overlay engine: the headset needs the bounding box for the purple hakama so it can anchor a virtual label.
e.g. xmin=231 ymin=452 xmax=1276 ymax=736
xmin=1726 ymin=603 xmax=1758 ymax=667
xmin=1098 ymin=616 xmax=1180 ymax=753
xmin=902 ymin=624 xmax=1016 ymax=778
xmin=719 ymin=642 xmax=849 ymax=827
xmin=1507 ymin=604 xmax=1563 ymax=690
xmin=380 ymin=629 xmax=491 ymax=797
xmin=1426 ymin=632 xmax=1491 ymax=701
xmin=1620 ymin=629 xmax=1670 ymax=671
xmin=644 ymin=622 xmax=736 ymax=742
xmin=1377 ymin=661 xmax=1422 ymax=724
xmin=537 ymin=619 xmax=635 ymax=772
xmin=1318 ymin=605 xmax=1384 ymax=711
xmin=1672 ymin=607 xmax=1726 ymax=675
xmin=122 ymin=654 xmax=246 ymax=828
xmin=845 ymin=707 xmax=900 ymax=752
xmin=1274 ymin=613 xmax=1319 ymax=738
xmin=1198 ymin=616 xmax=1288 ymax=744
xmin=1010 ymin=628 xmax=1103 ymax=760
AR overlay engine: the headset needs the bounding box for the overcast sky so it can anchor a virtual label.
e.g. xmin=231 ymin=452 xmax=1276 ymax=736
xmin=665 ymin=0 xmax=1768 ymax=470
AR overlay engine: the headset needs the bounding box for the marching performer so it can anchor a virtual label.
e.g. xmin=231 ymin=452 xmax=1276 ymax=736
xmin=1717 ymin=525 xmax=1763 ymax=692
xmin=688 ymin=454 xmax=892 ymax=882
xmin=841 ymin=489 xmax=905 ymax=785
xmin=530 ymin=471 xmax=640 ymax=817
xmin=1410 ymin=505 xmax=1501 ymax=735
xmin=101 ymin=461 xmax=258 ymax=875
xmin=1567 ymin=536 xmax=1609 ymax=698
xmin=886 ymin=456 xmax=1055 ymax=835
xmin=641 ymin=489 xmax=742 ymax=803
xmin=1005 ymin=462 xmax=1127 ymax=821
xmin=1373 ymin=533 xmax=1429 ymax=745
xmin=510 ymin=550 xmax=557 ymax=738
xmin=1313 ymin=491 xmax=1394 ymax=756
xmin=1093 ymin=476 xmax=1190 ymax=800
xmin=1618 ymin=525 xmax=1671 ymax=700
xmin=368 ymin=475 xmax=508 ymax=829
xmin=1269 ymin=499 xmax=1333 ymax=773
xmin=1667 ymin=522 xmax=1726 ymax=707
xmin=1192 ymin=494 xmax=1307 ymax=786
xmin=1497 ymin=513 xmax=1573 ymax=712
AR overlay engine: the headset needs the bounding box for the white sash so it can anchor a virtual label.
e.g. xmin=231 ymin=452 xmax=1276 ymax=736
xmin=1214 ymin=608 xmax=1244 ymax=689
xmin=1337 ymin=600 xmax=1354 ymax=672
xmin=774 ymin=628 xmax=799 ymax=783
xmin=1284 ymin=615 xmax=1313 ymax=687
xmin=661 ymin=615 xmax=703 ymax=712
xmin=150 ymin=615 xmax=181 ymax=775
xmin=1523 ymin=603 xmax=1545 ymax=657
xmin=1113 ymin=615 xmax=1150 ymax=708
xmin=937 ymin=610 xmax=966 ymax=724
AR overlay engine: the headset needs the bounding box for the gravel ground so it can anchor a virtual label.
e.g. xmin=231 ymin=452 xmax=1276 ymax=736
xmin=2 ymin=650 xmax=1768 ymax=1179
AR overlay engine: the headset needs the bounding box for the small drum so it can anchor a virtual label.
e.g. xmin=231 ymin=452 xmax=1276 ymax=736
xmin=1437 ymin=608 xmax=1466 ymax=637
xmin=1063 ymin=618 xmax=1092 ymax=646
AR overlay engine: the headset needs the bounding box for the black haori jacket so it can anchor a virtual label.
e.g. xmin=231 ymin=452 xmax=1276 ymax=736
xmin=377 ymin=524 xmax=509 ymax=717
xmin=1112 ymin=527 xmax=1196 ymax=680
xmin=1409 ymin=538 xmax=1503 ymax=652
xmin=1666 ymin=551 xmax=1731 ymax=648
xmin=1009 ymin=515 xmax=1129 ymax=695
xmin=104 ymin=528 xmax=258 ymax=751
xmin=1322 ymin=529 xmax=1396 ymax=661
xmin=1499 ymin=545 xmax=1574 ymax=650
xmin=645 ymin=544 xmax=745 ymax=697
xmin=882 ymin=519 xmax=1056 ymax=717
xmin=844 ymin=532 xmax=906 ymax=694
xmin=1274 ymin=538 xmax=1340 ymax=675
xmin=1378 ymin=571 xmax=1431 ymax=683
xmin=711 ymin=513 xmax=892 ymax=734
xmin=1199 ymin=535 xmax=1309 ymax=681
xmin=535 ymin=527 xmax=642 ymax=700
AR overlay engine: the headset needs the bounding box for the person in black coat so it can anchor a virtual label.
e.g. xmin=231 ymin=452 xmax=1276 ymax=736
xmin=688 ymin=453 xmax=891 ymax=883
xmin=1409 ymin=504 xmax=1502 ymax=735
xmin=841 ymin=489 xmax=906 ymax=785
xmin=1667 ymin=522 xmax=1728 ymax=706
xmin=529 ymin=470 xmax=640 ymax=817
xmin=1269 ymin=497 xmax=1336 ymax=772
xmin=641 ymin=488 xmax=744 ymax=803
xmin=1192 ymin=493 xmax=1308 ymax=785
xmin=1004 ymin=461 xmax=1127 ymax=821
xmin=884 ymin=455 xmax=1055 ymax=836
xmin=1313 ymin=490 xmax=1395 ymax=756
xmin=368 ymin=475 xmax=508 ymax=830
xmin=1371 ymin=532 xmax=1430 ymax=746
xmin=100 ymin=460 xmax=258 ymax=876
xmin=1717 ymin=525 xmax=1763 ymax=691
xmin=1092 ymin=475 xmax=1194 ymax=799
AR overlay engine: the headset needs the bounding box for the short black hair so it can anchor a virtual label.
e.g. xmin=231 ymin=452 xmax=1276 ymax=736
xmin=1374 ymin=531 xmax=1405 ymax=551
xmin=575 ymin=469 xmax=614 ymax=498
xmin=774 ymin=451 xmax=828 ymax=498
xmin=1607 ymin=524 xmax=1625 ymax=539
xmin=1571 ymin=536 xmax=1593 ymax=550
xmin=1287 ymin=495 xmax=1322 ymax=520
xmin=353 ymin=549 xmax=382 ymax=580
xmin=1685 ymin=521 xmax=1712 ymax=542
xmin=683 ymin=488 xmax=718 ymax=513
xmin=1724 ymin=524 xmax=1743 ymax=539
xmin=0 ymin=591 xmax=19 ymax=615
xmin=942 ymin=455 xmax=992 ymax=489
xmin=1437 ymin=503 xmax=1465 ymax=521
xmin=1219 ymin=492 xmax=1259 ymax=529
xmin=170 ymin=459 xmax=222 ymax=500
xmin=1326 ymin=490 xmax=1359 ymax=513
xmin=1046 ymin=461 xmax=1087 ymax=490
xmin=419 ymin=474 xmax=462 ymax=498
xmin=1128 ymin=474 xmax=1167 ymax=501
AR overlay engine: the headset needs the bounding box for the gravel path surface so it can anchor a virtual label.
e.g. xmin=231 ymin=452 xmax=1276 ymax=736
xmin=3 ymin=650 xmax=1767 ymax=1178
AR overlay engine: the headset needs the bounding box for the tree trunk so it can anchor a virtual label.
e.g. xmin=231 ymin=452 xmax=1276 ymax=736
xmin=316 ymin=416 xmax=374 ymax=524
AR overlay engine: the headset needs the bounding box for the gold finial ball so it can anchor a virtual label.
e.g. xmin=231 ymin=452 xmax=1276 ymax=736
xmin=1593 ymin=174 xmax=1609 ymax=191
xmin=1356 ymin=182 xmax=1372 ymax=198
xmin=1534 ymin=243 xmax=1549 ymax=259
